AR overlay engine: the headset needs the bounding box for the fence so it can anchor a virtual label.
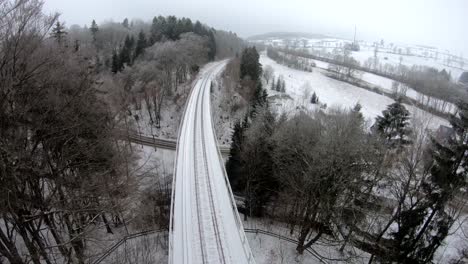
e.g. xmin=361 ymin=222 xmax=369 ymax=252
xmin=92 ymin=229 xmax=167 ymax=264
xmin=93 ymin=228 xmax=338 ymax=264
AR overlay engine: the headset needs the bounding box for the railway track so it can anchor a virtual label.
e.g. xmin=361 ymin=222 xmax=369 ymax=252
xmin=169 ymin=61 xmax=255 ymax=264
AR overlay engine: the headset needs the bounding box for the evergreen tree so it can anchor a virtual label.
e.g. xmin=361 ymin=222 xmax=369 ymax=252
xmin=74 ymin=39 xmax=80 ymax=52
xmin=280 ymin=79 xmax=286 ymax=93
xmin=90 ymin=19 xmax=99 ymax=42
xmin=374 ymin=99 xmax=412 ymax=146
xmin=240 ymin=47 xmax=262 ymax=81
xmin=119 ymin=35 xmax=135 ymax=67
xmin=271 ymin=78 xmax=276 ymax=90
xmin=149 ymin=16 xmax=162 ymax=44
xmin=226 ymin=120 xmax=245 ymax=190
xmin=122 ymin=18 xmax=129 ymax=28
xmin=207 ymin=29 xmax=217 ymax=60
xmin=134 ymin=31 xmax=147 ymax=60
xmin=311 ymin=92 xmax=319 ymax=104
xmin=51 ymin=21 xmax=67 ymax=45
xmin=390 ymin=102 xmax=468 ymax=263
xmin=351 ymin=102 xmax=363 ymax=121
xmin=250 ymin=82 xmax=268 ymax=117
xmin=111 ymin=50 xmax=121 ymax=73
xmin=242 ymin=106 xmax=277 ymax=217
xmin=276 ymin=76 xmax=282 ymax=92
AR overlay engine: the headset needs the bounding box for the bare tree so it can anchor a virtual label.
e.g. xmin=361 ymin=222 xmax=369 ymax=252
xmin=263 ymin=65 xmax=274 ymax=84
xmin=0 ymin=1 xmax=136 ymax=263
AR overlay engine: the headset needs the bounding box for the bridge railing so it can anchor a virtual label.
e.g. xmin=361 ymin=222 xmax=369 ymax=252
xmin=92 ymin=228 xmax=337 ymax=264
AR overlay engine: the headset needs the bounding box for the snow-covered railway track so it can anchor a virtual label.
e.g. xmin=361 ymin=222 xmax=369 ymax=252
xmin=198 ymin=75 xmax=227 ymax=263
xmin=169 ymin=61 xmax=255 ymax=264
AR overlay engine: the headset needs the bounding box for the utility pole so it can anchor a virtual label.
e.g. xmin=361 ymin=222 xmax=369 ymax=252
xmin=353 ymin=25 xmax=357 ymax=45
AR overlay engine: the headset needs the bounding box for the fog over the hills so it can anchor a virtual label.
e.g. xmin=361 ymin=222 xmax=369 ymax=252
xmin=44 ymin=0 xmax=468 ymax=55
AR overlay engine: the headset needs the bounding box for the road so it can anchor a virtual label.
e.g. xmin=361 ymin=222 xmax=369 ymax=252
xmin=125 ymin=133 xmax=231 ymax=155
xmin=169 ymin=61 xmax=255 ymax=264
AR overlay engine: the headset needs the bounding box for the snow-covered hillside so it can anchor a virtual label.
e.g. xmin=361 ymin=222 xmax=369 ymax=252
xmin=260 ymin=54 xmax=449 ymax=130
xmin=253 ymin=35 xmax=467 ymax=80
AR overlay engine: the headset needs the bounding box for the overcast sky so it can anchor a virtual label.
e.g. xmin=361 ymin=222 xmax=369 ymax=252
xmin=43 ymin=0 xmax=468 ymax=55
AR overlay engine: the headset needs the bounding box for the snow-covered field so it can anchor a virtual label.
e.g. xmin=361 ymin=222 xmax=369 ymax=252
xmin=351 ymin=47 xmax=466 ymax=80
xmin=277 ymin=50 xmax=457 ymax=115
xmin=255 ymin=35 xmax=467 ymax=80
xmin=360 ymin=71 xmax=457 ymax=114
xmin=261 ymin=54 xmax=449 ymax=130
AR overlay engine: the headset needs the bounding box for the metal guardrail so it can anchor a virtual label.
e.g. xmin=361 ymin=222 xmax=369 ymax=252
xmin=92 ymin=229 xmax=166 ymax=264
xmin=93 ymin=228 xmax=335 ymax=264
xmin=123 ymin=132 xmax=231 ymax=155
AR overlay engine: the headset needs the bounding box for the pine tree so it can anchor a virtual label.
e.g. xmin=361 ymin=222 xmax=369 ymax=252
xmin=134 ymin=31 xmax=147 ymax=60
xmin=311 ymin=92 xmax=319 ymax=104
xmin=392 ymin=102 xmax=468 ymax=263
xmin=374 ymin=99 xmax=412 ymax=146
xmin=250 ymin=82 xmax=269 ymax=117
xmin=271 ymin=78 xmax=276 ymax=90
xmin=90 ymin=20 xmax=99 ymax=42
xmin=276 ymin=76 xmax=281 ymax=92
xmin=240 ymin=47 xmax=261 ymax=81
xmin=74 ymin=39 xmax=80 ymax=52
xmin=280 ymin=79 xmax=286 ymax=93
xmin=242 ymin=105 xmax=278 ymax=217
xmin=352 ymin=102 xmax=363 ymax=121
xmin=51 ymin=21 xmax=67 ymax=45
xmin=119 ymin=35 xmax=135 ymax=67
xmin=111 ymin=50 xmax=121 ymax=73
xmin=430 ymin=101 xmax=468 ymax=199
xmin=226 ymin=120 xmax=245 ymax=191
xmin=122 ymin=18 xmax=129 ymax=28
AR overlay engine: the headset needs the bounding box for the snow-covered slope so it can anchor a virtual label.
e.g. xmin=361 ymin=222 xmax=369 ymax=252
xmin=261 ymin=54 xmax=449 ymax=130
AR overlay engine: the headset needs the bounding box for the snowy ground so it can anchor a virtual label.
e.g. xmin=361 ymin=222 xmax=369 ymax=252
xmin=261 ymin=54 xmax=449 ymax=130
xmin=434 ymin=213 xmax=468 ymax=263
xmin=255 ymin=36 xmax=467 ymax=80
xmin=94 ymin=217 xmax=369 ymax=264
xmin=277 ymin=50 xmax=457 ymax=115
xmin=97 ymin=232 xmax=168 ymax=264
xmin=351 ymin=47 xmax=466 ymax=81
xmin=244 ymin=218 xmax=370 ymax=264
xmin=130 ymin=82 xmax=193 ymax=140
xmin=134 ymin=144 xmax=174 ymax=177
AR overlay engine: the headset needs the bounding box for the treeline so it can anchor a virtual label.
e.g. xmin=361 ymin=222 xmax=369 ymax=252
xmin=106 ymin=33 xmax=209 ymax=129
xmin=67 ymin=15 xmax=217 ymax=73
xmin=276 ymin=47 xmax=468 ymax=105
xmin=227 ymin=49 xmax=468 ymax=263
xmin=266 ymin=47 xmax=314 ymax=72
xmin=61 ymin=12 xmax=244 ymax=133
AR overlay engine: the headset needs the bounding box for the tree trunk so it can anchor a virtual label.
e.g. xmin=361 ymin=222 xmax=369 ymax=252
xmin=296 ymin=228 xmax=323 ymax=255
xmin=340 ymin=229 xmax=353 ymax=252
xmin=102 ymin=214 xmax=113 ymax=234
xmin=0 ymin=227 xmax=24 ymax=264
